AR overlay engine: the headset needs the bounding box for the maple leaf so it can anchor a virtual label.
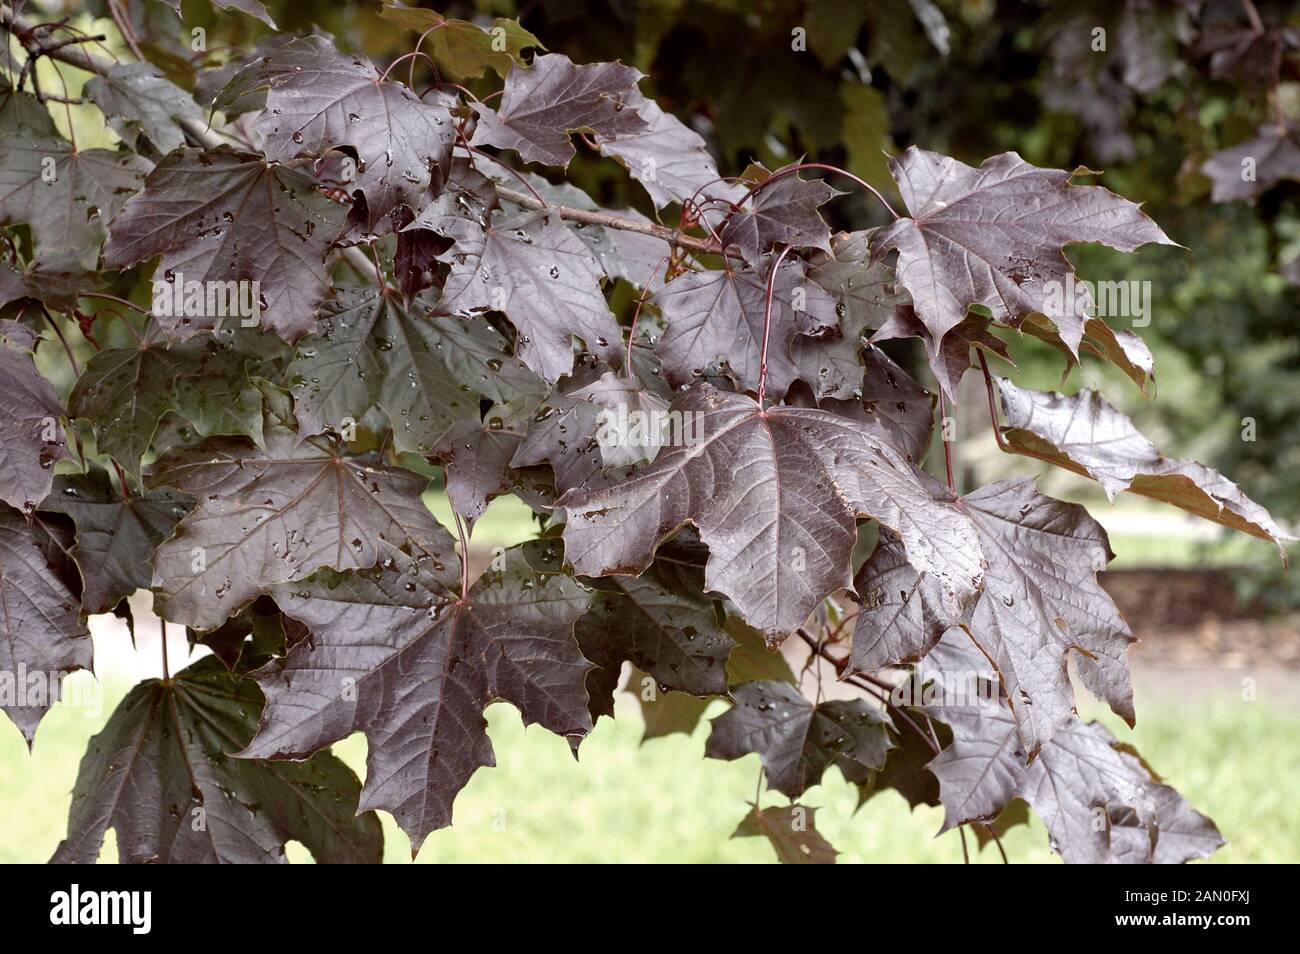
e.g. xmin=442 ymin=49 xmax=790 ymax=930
xmin=430 ymin=399 xmax=531 ymax=519
xmin=51 ymin=656 xmax=382 ymax=864
xmin=558 ymin=384 xmax=984 ymax=640
xmin=0 ymin=74 xmax=57 ymax=135
xmin=380 ymin=3 xmax=542 ymax=79
xmin=244 ymin=541 xmax=593 ymax=850
xmin=286 ymin=287 xmax=505 ymax=454
xmin=720 ymin=167 xmax=838 ymax=262
xmin=0 ymin=137 xmax=149 ymax=267
xmin=871 ymin=147 xmax=1175 ymax=355
xmin=470 ymin=53 xmax=648 ymax=167
xmin=84 ymin=63 xmax=205 ymax=155
xmin=1201 ymin=125 xmax=1300 ymax=203
xmin=924 ymin=666 xmax=1220 ymax=862
xmin=918 ymin=631 xmax=1223 ymax=863
xmin=960 ymin=478 xmax=1136 ymax=758
xmin=69 ymin=323 xmax=265 ymax=482
xmin=434 ymin=208 xmax=622 ymax=383
xmin=872 ymin=305 xmax=1012 ymax=402
xmin=40 ymin=468 xmax=192 ymax=616
xmin=651 ymin=257 xmax=837 ymax=399
xmin=793 ymin=232 xmax=908 ymax=401
xmin=595 ymin=91 xmax=745 ymax=210
xmin=1198 ymin=18 xmax=1300 ymax=88
xmin=0 ymin=255 xmax=96 ymax=312
xmin=996 ymin=378 xmax=1293 ymax=549
xmin=706 ymin=681 xmax=892 ymax=796
xmin=0 ymin=506 xmax=92 ymax=743
xmin=0 ymin=338 xmax=68 ymax=514
xmin=104 ymin=147 xmax=348 ymax=342
xmin=577 ymin=558 xmax=734 ymax=701
xmin=848 ymin=532 xmax=964 ymax=675
xmin=732 ymin=803 xmax=838 ymax=864
xmin=146 ymin=426 xmax=452 ymax=630
xmin=216 ymin=35 xmax=455 ymax=232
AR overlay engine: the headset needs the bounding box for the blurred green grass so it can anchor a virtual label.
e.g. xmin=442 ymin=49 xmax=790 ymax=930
xmin=4 ymin=678 xmax=1296 ymax=863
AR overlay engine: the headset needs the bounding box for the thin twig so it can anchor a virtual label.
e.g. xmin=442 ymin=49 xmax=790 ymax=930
xmin=40 ymin=307 xmax=79 ymax=376
xmin=493 ymin=184 xmax=734 ymax=258
xmin=977 ymin=350 xmax=1009 ymax=451
xmin=985 ymin=823 xmax=1009 ymax=863
xmin=452 ymin=511 xmax=472 ymax=598
xmin=409 ymin=22 xmax=448 ymax=88
xmin=108 ymin=0 xmax=146 ymax=62
xmin=939 ymin=391 xmax=957 ymax=492
xmin=377 ymin=49 xmax=437 ymax=85
xmin=736 ymin=161 xmax=901 ymax=221
xmin=159 ymin=618 xmax=170 ymax=682
xmin=756 ymin=244 xmax=795 ymax=407
xmin=793 ymin=627 xmax=939 ymax=756
xmin=626 ymin=253 xmax=673 ymax=379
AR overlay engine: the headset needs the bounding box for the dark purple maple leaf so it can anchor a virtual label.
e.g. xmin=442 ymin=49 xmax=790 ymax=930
xmin=434 ymin=209 xmax=623 ymax=383
xmin=470 ymin=53 xmax=648 ymax=167
xmin=0 ymin=338 xmax=68 ymax=515
xmin=1201 ymin=125 xmax=1300 ymax=203
xmin=732 ymin=802 xmax=839 ymax=864
xmin=52 ymin=657 xmax=382 ymax=864
xmin=922 ymin=633 xmax=1219 ymax=864
xmin=0 ymin=505 xmax=92 ymax=743
xmin=557 ymin=384 xmax=984 ymax=641
xmin=651 ymin=257 xmax=837 ymax=399
xmin=996 ymin=378 xmax=1294 ymax=549
xmin=706 ymin=680 xmax=892 ymax=796
xmin=147 ymin=426 xmax=451 ymax=630
xmin=872 ymin=147 xmax=1175 ymax=355
xmin=217 ymin=35 xmax=455 ymax=232
xmin=720 ymin=166 xmax=839 ymax=262
xmin=103 ymin=148 xmax=348 ymax=342
xmin=244 ymin=540 xmax=593 ymax=850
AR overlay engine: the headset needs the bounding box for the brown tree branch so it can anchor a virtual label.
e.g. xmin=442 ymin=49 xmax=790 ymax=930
xmin=494 ymin=184 xmax=733 ymax=258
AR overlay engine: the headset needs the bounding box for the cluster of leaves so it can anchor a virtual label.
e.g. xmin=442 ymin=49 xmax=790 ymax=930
xmin=0 ymin=1 xmax=1291 ymax=864
xmin=474 ymin=0 xmax=1300 ymax=584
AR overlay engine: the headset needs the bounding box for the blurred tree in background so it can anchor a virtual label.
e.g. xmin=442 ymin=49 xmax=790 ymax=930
xmin=22 ymin=0 xmax=1300 ymax=594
